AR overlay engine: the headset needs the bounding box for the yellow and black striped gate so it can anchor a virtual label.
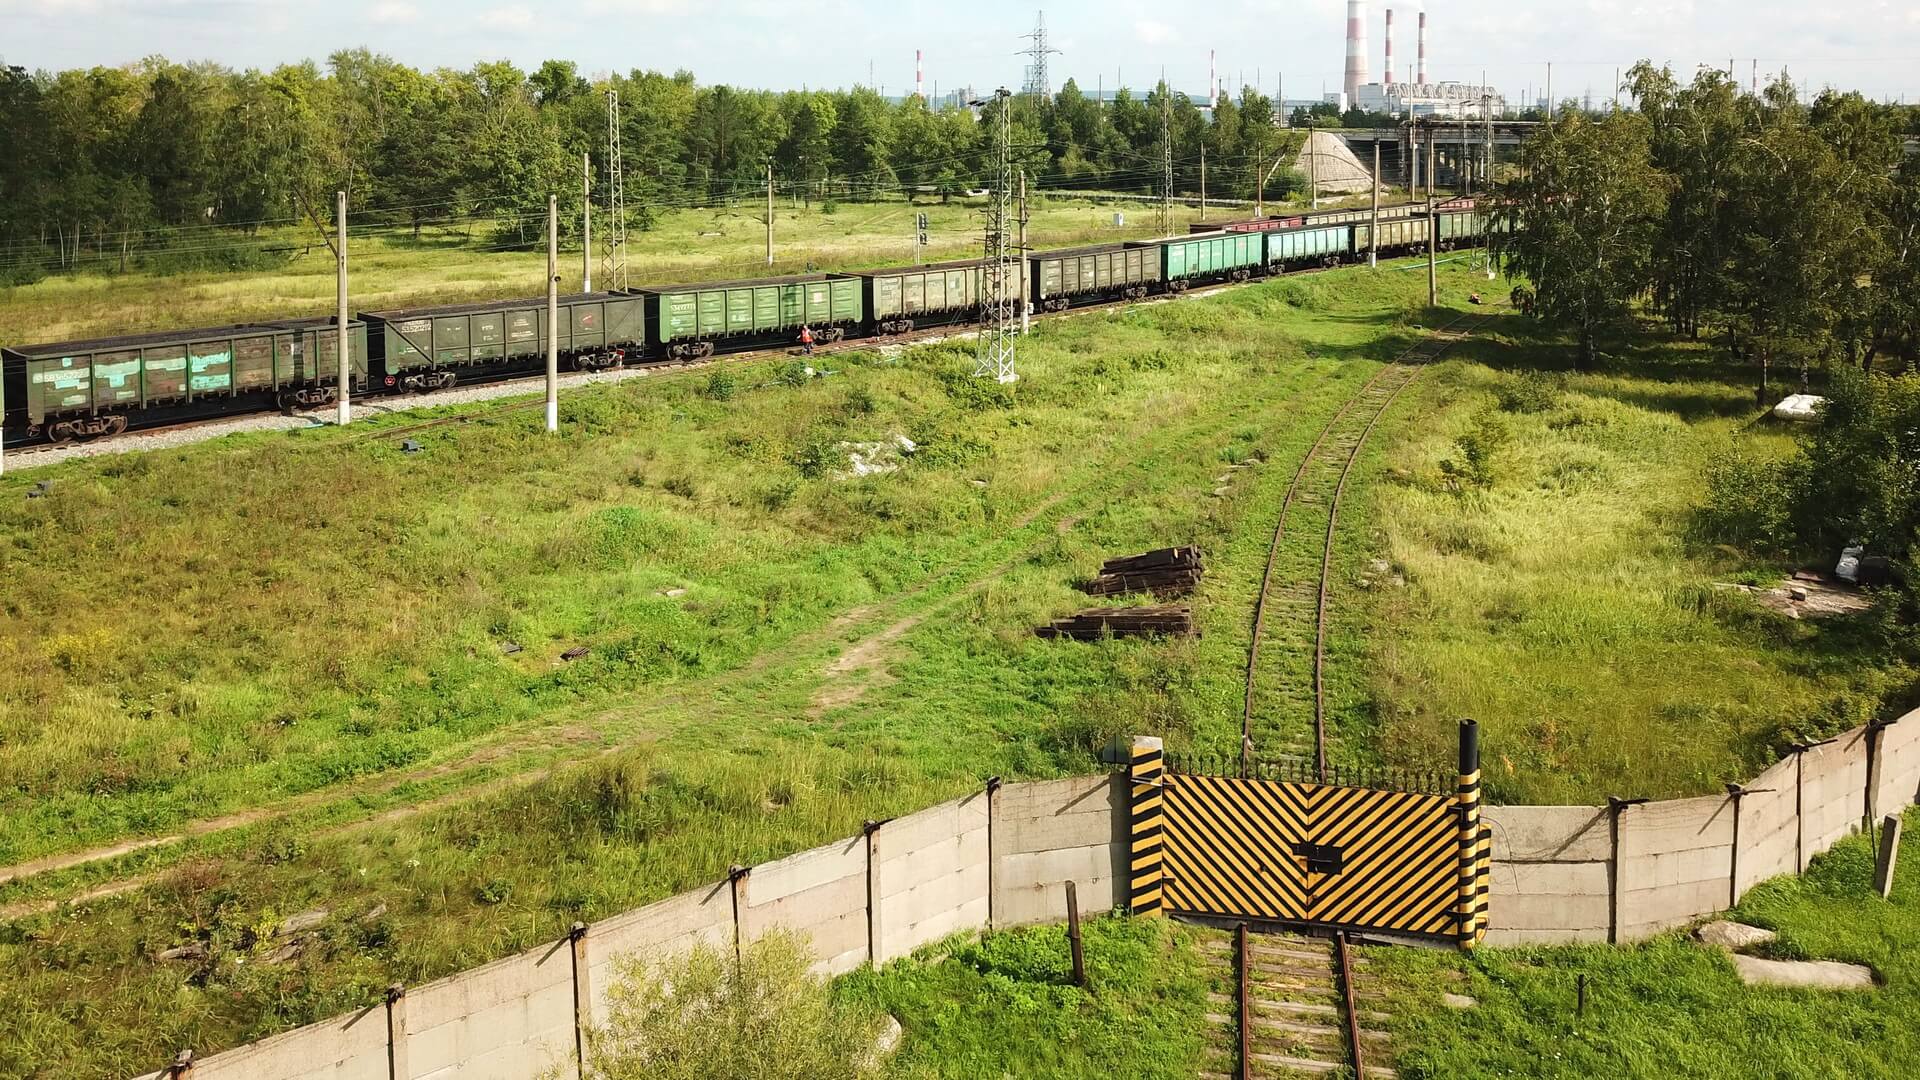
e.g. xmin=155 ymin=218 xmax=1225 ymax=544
xmin=1129 ymin=721 xmax=1491 ymax=945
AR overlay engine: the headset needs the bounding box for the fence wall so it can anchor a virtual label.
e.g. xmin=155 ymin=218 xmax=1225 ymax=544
xmin=136 ymin=709 xmax=1920 ymax=1079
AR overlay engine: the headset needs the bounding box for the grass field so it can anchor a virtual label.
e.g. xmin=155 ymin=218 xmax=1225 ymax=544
xmin=0 ymin=193 xmax=1352 ymax=346
xmin=1 ymin=257 xmax=1910 ymax=1075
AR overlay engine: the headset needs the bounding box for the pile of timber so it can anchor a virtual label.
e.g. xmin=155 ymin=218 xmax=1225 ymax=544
xmin=1035 ymin=605 xmax=1195 ymax=640
xmin=1082 ymin=546 xmax=1205 ymax=597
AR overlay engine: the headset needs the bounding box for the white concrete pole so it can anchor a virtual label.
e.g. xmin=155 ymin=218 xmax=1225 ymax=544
xmin=1018 ymin=169 xmax=1031 ymax=335
xmin=547 ymin=195 xmax=559 ymax=434
xmin=336 ymin=190 xmax=350 ymax=426
xmin=766 ymin=162 xmax=775 ymax=266
xmin=1369 ymin=142 xmax=1380 ymax=268
xmin=582 ymin=153 xmax=592 ymax=292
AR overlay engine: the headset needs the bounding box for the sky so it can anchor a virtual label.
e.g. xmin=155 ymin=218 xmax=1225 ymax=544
xmin=3 ymin=0 xmax=1918 ymax=104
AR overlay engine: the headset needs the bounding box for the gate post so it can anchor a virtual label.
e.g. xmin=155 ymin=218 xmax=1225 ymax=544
xmin=1128 ymin=736 xmax=1166 ymax=916
xmin=1456 ymin=720 xmax=1483 ymax=947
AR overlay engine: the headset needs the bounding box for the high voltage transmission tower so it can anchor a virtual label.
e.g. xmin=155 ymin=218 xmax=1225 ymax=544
xmin=603 ymin=90 xmax=628 ymax=291
xmin=1018 ymin=10 xmax=1060 ymax=100
xmin=975 ymin=89 xmax=1018 ymax=384
xmin=1158 ymin=93 xmax=1173 ymax=236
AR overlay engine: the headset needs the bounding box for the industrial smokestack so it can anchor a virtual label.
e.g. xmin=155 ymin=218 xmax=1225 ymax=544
xmin=1210 ymin=49 xmax=1217 ymax=108
xmin=1417 ymin=6 xmax=1428 ymax=84
xmin=1344 ymin=0 xmax=1369 ymax=107
xmin=916 ymin=49 xmax=924 ymax=100
xmin=1384 ymin=9 xmax=1395 ymax=88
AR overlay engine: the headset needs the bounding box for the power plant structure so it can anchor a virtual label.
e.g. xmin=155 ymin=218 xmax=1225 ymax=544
xmin=1343 ymin=0 xmax=1370 ymax=108
xmin=1351 ymin=4 xmax=1505 ymax=118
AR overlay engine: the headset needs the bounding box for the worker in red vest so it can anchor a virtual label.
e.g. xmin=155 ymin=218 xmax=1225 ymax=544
xmin=799 ymin=325 xmax=815 ymax=356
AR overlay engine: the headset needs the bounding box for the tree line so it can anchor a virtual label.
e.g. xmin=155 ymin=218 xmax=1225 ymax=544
xmin=1498 ymin=64 xmax=1920 ymax=381
xmin=0 ymin=53 xmax=1315 ymax=282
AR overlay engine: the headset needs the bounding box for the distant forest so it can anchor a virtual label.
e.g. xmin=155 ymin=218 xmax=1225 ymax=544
xmin=0 ymin=54 xmax=1320 ymax=282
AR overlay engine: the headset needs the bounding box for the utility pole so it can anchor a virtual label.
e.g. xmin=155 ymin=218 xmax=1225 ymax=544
xmin=1199 ymin=143 xmax=1207 ymax=221
xmin=546 ymin=195 xmax=559 ymax=434
xmin=765 ymin=161 xmax=775 ymax=266
xmin=1018 ymin=168 xmax=1031 ymax=335
xmin=1426 ymin=136 xmax=1438 ymax=307
xmin=604 ymin=90 xmax=628 ymax=291
xmin=1158 ymin=92 xmax=1173 ymax=236
xmin=974 ymin=88 xmax=1017 ymax=383
xmin=1547 ymin=63 xmax=1554 ymax=120
xmin=1369 ymin=142 xmax=1380 ymax=268
xmin=336 ymin=190 xmax=350 ymax=426
xmin=582 ymin=153 xmax=592 ymax=292
xmin=1308 ymin=126 xmax=1319 ymax=210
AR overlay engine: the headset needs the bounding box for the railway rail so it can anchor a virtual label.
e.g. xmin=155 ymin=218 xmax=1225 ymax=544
xmin=1205 ymin=924 xmax=1394 ymax=1078
xmin=1240 ymin=310 xmax=1493 ymax=778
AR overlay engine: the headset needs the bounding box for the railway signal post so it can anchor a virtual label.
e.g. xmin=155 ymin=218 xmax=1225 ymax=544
xmin=337 ymin=191 xmax=350 ymax=427
xmin=547 ymin=194 xmax=559 ymax=434
xmin=582 ymin=153 xmax=592 ymax=292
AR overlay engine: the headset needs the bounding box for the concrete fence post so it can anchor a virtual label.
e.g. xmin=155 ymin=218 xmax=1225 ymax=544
xmin=1867 ymin=721 xmax=1889 ymax=832
xmin=1875 ymin=815 xmax=1903 ymax=899
xmin=569 ymin=922 xmax=590 ymax=1079
xmin=985 ymin=776 xmax=1003 ymax=931
xmin=862 ymin=819 xmax=882 ymax=965
xmin=1603 ymin=797 xmax=1646 ymax=943
xmin=727 ymin=865 xmax=750 ymax=972
xmin=385 ymin=984 xmax=408 ymax=1080
xmin=1794 ymin=744 xmax=1808 ymax=873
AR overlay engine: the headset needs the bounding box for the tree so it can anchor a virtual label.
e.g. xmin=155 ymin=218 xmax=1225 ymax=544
xmin=1495 ymin=111 xmax=1667 ymax=369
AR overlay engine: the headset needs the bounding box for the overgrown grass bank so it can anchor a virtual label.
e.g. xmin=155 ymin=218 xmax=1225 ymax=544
xmin=1358 ymin=322 xmax=1909 ymax=801
xmin=1376 ymin=807 xmax=1920 ymax=1078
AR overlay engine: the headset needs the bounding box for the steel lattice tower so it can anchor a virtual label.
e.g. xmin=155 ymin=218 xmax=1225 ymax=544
xmin=603 ymin=90 xmax=628 ymax=291
xmin=1018 ymin=11 xmax=1060 ymax=101
xmin=975 ymin=89 xmax=1018 ymax=384
xmin=1158 ymin=94 xmax=1174 ymax=236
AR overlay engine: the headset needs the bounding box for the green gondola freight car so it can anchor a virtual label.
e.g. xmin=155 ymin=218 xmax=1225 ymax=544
xmin=1028 ymin=243 xmax=1161 ymax=311
xmin=1154 ymin=232 xmax=1263 ymax=289
xmin=1351 ymin=217 xmax=1433 ymax=256
xmin=1436 ymin=210 xmax=1485 ymax=246
xmin=856 ymin=259 xmax=987 ymax=334
xmin=362 ymin=292 xmax=644 ymax=391
xmin=1266 ymin=225 xmax=1353 ymax=267
xmin=638 ymin=274 xmax=862 ymax=359
xmin=2 ymin=318 xmax=367 ymax=441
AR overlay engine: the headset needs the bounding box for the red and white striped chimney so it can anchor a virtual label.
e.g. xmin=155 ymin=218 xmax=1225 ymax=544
xmin=915 ymin=49 xmax=924 ymax=100
xmin=1344 ymin=0 xmax=1370 ymax=106
xmin=1384 ymin=9 xmax=1395 ymax=87
xmin=1417 ymin=6 xmax=1428 ymax=84
xmin=1210 ymin=49 xmax=1217 ymax=108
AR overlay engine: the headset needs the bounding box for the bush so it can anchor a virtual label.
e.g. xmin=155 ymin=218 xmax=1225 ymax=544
xmin=705 ymin=370 xmax=737 ymax=401
xmin=1696 ymin=452 xmax=1798 ymax=552
xmin=1495 ymin=371 xmax=1561 ymax=414
xmin=1439 ymin=409 xmax=1511 ymax=491
xmin=777 ymin=361 xmax=812 ymax=388
xmin=791 ymin=437 xmax=837 ymax=479
xmin=571 ymin=931 xmax=882 ymax=1080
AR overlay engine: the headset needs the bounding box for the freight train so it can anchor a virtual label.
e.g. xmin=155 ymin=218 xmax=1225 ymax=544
xmin=2 ymin=200 xmax=1486 ymax=446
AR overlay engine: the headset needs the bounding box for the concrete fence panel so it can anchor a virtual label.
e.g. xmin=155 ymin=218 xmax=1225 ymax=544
xmin=1733 ymin=753 xmax=1799 ymax=901
xmin=405 ymin=941 xmax=576 ymax=1080
xmin=1873 ymin=713 xmax=1920 ymax=823
xmin=872 ymin=791 xmax=990 ymax=963
xmin=585 ymin=880 xmax=733 ymax=1027
xmin=1799 ymin=726 xmax=1871 ymax=869
xmin=139 ymin=1005 xmax=389 ymax=1080
xmin=1479 ymin=805 xmax=1610 ymax=945
xmin=992 ymin=775 xmax=1126 ymax=928
xmin=741 ymin=835 xmax=870 ymax=976
xmin=1616 ymin=796 xmax=1735 ymax=941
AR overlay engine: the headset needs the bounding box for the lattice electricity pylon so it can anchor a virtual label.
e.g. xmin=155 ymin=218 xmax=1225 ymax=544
xmin=1018 ymin=11 xmax=1060 ymax=101
xmin=602 ymin=89 xmax=628 ymax=291
xmin=975 ymin=89 xmax=1018 ymax=384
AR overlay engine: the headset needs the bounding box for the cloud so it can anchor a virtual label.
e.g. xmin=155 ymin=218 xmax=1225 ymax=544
xmin=1134 ymin=19 xmax=1176 ymax=45
xmin=477 ymin=5 xmax=533 ymax=28
xmin=367 ymin=1 xmax=418 ymax=23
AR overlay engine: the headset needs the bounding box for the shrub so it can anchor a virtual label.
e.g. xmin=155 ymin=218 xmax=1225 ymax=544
xmin=475 ymin=879 xmax=513 ymax=905
xmin=1495 ymin=371 xmax=1560 ymax=414
xmin=705 ymin=370 xmax=737 ymax=401
xmin=570 ymin=931 xmax=882 ymax=1080
xmin=1439 ymin=409 xmax=1511 ymax=491
xmin=1696 ymin=451 xmax=1798 ymax=552
xmin=843 ymin=386 xmax=876 ymax=416
xmin=777 ymin=361 xmax=812 ymax=388
xmin=791 ymin=437 xmax=837 ymax=479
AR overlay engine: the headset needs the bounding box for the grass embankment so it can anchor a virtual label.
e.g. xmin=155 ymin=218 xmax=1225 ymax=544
xmin=1352 ymin=321 xmax=1909 ymax=802
xmin=848 ymin=916 xmax=1215 ymax=1079
xmin=0 ymin=196 xmax=1239 ymax=344
xmin=0 ymin=263 xmax=1471 ymax=1076
xmin=1375 ymin=807 xmax=1920 ymax=1078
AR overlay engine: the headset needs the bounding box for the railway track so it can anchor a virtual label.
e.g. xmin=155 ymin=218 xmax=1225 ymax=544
xmin=1240 ymin=311 xmax=1494 ymax=776
xmin=1200 ymin=925 xmax=1395 ymax=1078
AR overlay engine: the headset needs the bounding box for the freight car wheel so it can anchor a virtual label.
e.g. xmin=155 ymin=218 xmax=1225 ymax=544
xmin=101 ymin=416 xmax=128 ymax=437
xmin=46 ymin=421 xmax=77 ymax=446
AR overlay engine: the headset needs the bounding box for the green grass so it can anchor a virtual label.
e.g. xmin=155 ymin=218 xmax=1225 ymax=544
xmin=1374 ymin=806 xmax=1920 ymax=1078
xmin=847 ymin=916 xmax=1215 ymax=1079
xmin=0 ymin=261 xmax=1477 ymax=1077
xmin=1352 ymin=321 xmax=1909 ymax=802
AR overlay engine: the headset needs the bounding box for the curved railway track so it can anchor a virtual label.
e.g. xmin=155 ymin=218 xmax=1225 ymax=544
xmin=1240 ymin=310 xmax=1494 ymax=778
